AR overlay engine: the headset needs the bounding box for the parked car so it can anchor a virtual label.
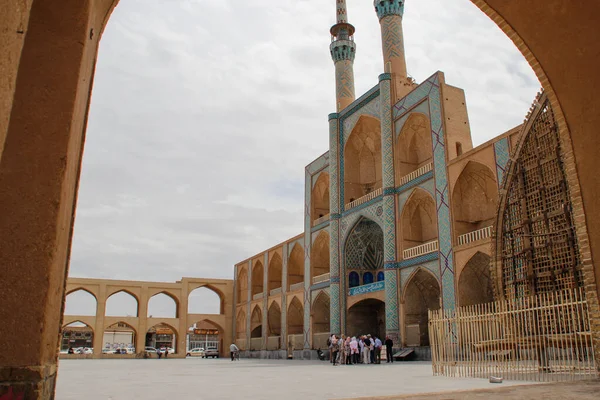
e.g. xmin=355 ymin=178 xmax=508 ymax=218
xmin=102 ymin=348 xmax=113 ymax=354
xmin=82 ymin=347 xmax=93 ymax=354
xmin=203 ymin=349 xmax=219 ymax=358
xmin=144 ymin=347 xmax=157 ymax=353
xmin=186 ymin=348 xmax=205 ymax=357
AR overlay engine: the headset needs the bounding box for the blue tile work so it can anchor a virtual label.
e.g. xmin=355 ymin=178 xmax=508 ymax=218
xmin=310 ymin=219 xmax=330 ymax=233
xmin=493 ymin=137 xmax=510 ymax=187
xmin=343 ymin=96 xmax=381 ymax=144
xmin=397 ymin=251 xmax=438 ymax=269
xmin=342 ymin=195 xmax=383 ymax=217
xmin=394 ymin=72 xmax=456 ymax=311
xmin=311 ymin=287 xmax=330 ymax=302
xmin=303 ymin=166 xmax=312 ymax=349
xmin=396 ymin=171 xmax=433 ymax=194
xmin=306 ymin=151 xmax=330 ymax=175
xmin=348 ymin=281 xmax=385 ymax=296
xmin=379 ymin=75 xmax=400 ymax=337
xmin=328 ymin=114 xmax=341 ymax=335
xmin=310 ymin=281 xmax=331 ymax=291
xmin=311 ymin=226 xmax=330 ymax=245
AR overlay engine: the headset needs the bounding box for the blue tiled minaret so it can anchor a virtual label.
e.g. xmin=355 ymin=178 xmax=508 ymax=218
xmin=330 ymin=0 xmax=356 ymax=112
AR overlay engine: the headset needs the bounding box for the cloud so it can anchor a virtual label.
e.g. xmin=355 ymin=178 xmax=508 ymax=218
xmin=65 ymin=0 xmax=539 ymax=314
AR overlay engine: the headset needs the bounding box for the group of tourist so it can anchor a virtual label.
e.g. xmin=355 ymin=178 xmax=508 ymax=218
xmin=327 ymin=334 xmax=394 ymax=366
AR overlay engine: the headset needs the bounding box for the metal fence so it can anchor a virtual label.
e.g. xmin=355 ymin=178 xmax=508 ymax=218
xmin=429 ymin=288 xmax=596 ymax=382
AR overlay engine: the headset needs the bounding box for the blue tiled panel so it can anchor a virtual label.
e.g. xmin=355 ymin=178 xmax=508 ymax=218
xmin=348 ymin=281 xmax=385 ymax=296
xmin=494 ymin=137 xmax=510 ymax=187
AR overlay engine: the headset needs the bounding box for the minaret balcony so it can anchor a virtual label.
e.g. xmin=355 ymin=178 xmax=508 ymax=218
xmin=374 ymin=0 xmax=405 ymax=20
xmin=330 ymin=39 xmax=356 ymax=62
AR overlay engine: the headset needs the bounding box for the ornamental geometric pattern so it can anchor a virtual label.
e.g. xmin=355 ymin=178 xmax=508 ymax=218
xmin=335 ymin=60 xmax=355 ymax=101
xmin=394 ymin=72 xmax=456 ymax=310
xmin=344 ymin=218 xmax=384 ymax=271
xmin=343 ymin=95 xmax=380 ymax=144
xmin=384 ymin=269 xmax=399 ymax=330
xmin=493 ymin=137 xmax=510 ymax=187
xmin=340 ymin=201 xmax=383 ymax=245
xmin=381 ymin=15 xmax=404 ymax=60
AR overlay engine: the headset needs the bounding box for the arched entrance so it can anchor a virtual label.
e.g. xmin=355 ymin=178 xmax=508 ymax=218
xmin=267 ymin=302 xmax=281 ymax=350
xmin=401 ymin=189 xmax=438 ymax=254
xmin=61 ymin=321 xmax=94 ymax=353
xmin=458 ymin=252 xmax=493 ymax=307
xmin=287 ymin=297 xmax=304 ymax=350
xmin=251 ymin=261 xmax=264 ymax=297
xmin=347 ymin=299 xmax=385 ymax=338
xmin=403 ymin=269 xmax=440 ymax=347
xmin=250 ymin=306 xmax=262 ymax=338
xmin=345 ymin=218 xmax=384 ymax=289
xmin=146 ymin=323 xmax=177 ymax=353
xmin=287 ymin=244 xmax=304 ymax=291
xmin=104 ymin=322 xmax=136 ymax=353
xmin=237 ymin=268 xmax=248 ymax=303
xmin=311 ymin=292 xmax=330 ymax=349
xmin=187 ymin=320 xmax=223 ymax=356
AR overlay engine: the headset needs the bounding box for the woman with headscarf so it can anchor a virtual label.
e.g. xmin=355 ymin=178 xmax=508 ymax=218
xmin=350 ymin=336 xmax=359 ymax=364
xmin=331 ymin=335 xmax=339 ymax=366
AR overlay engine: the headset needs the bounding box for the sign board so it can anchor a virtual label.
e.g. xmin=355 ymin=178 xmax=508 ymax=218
xmin=155 ymin=328 xmax=174 ymax=335
xmin=194 ymin=329 xmax=219 ymax=335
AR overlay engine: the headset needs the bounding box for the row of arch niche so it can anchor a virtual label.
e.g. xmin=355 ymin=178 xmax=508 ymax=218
xmin=60 ymin=321 xmax=177 ymax=353
xmin=241 ymin=297 xmax=305 ymax=340
xmin=239 ymin=244 xmax=306 ymax=302
xmin=187 ymin=319 xmax=224 ymax=354
xmin=64 ymin=287 xmax=223 ymax=317
xmin=348 ymin=270 xmax=385 ymax=288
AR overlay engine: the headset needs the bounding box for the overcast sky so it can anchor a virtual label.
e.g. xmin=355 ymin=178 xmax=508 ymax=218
xmin=65 ymin=0 xmax=539 ymax=317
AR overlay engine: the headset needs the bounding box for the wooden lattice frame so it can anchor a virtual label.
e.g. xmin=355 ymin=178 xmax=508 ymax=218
xmin=492 ymin=92 xmax=583 ymax=299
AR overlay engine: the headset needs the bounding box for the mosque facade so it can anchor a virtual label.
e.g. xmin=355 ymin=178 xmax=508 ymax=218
xmin=232 ymin=0 xmax=525 ymax=358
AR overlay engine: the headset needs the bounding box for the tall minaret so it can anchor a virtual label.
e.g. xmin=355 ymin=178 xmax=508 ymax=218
xmin=374 ymin=0 xmax=412 ymax=100
xmin=330 ymin=0 xmax=356 ymax=112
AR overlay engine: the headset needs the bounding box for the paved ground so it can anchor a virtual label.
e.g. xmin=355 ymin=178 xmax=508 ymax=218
xmin=56 ymin=359 xmax=542 ymax=400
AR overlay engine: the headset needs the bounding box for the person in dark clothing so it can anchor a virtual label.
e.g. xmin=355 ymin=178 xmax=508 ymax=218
xmin=385 ymin=336 xmax=394 ymax=363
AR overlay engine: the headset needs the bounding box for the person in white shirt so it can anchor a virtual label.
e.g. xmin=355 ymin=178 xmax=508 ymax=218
xmin=230 ymin=343 xmax=239 ymax=361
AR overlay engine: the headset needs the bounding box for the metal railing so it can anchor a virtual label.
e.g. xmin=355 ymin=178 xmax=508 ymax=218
xmin=289 ymin=282 xmax=304 ymax=292
xmin=252 ymin=292 xmax=264 ymax=300
xmin=345 ymin=187 xmax=382 ymax=210
xmin=269 ymin=287 xmax=282 ymax=296
xmin=312 ymin=273 xmax=330 ymax=285
xmin=398 ymin=162 xmax=433 ymax=186
xmin=403 ymin=240 xmax=438 ymax=259
xmin=457 ymin=226 xmax=492 ymax=246
xmin=429 ymin=288 xmax=596 ymax=382
xmin=312 ymin=213 xmax=330 ymax=227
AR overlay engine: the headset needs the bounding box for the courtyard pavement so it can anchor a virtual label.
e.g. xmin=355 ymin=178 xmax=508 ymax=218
xmin=55 ymin=359 xmax=538 ymax=399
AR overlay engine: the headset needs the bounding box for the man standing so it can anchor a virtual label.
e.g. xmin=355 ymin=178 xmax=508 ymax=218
xmin=230 ymin=343 xmax=239 ymax=361
xmin=362 ymin=335 xmax=371 ymax=364
xmin=374 ymin=336 xmax=382 ymax=364
xmin=385 ymin=336 xmax=394 ymax=363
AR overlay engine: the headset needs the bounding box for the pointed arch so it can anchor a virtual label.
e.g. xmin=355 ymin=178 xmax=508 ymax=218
xmin=395 ymin=112 xmax=433 ymax=181
xmin=344 ymin=217 xmax=384 ymax=272
xmin=403 ymin=268 xmax=440 ymax=347
xmin=311 ymin=291 xmax=330 ymax=334
xmin=287 ymin=296 xmax=304 ymax=335
xmin=188 ymin=286 xmax=222 ymax=315
xmin=250 ymin=305 xmax=263 ymax=338
xmin=312 ymin=172 xmax=330 ymax=224
xmin=61 ymin=321 xmax=94 ymax=352
xmin=236 ymin=309 xmax=246 ymax=339
xmin=251 ymin=260 xmax=264 ymax=297
xmin=237 ymin=267 xmax=248 ymax=304
xmin=267 ymin=302 xmax=281 ymax=336
xmin=287 ymin=243 xmax=304 ymax=290
xmin=458 ymin=251 xmax=493 ymax=307
xmin=400 ymin=188 xmax=438 ymax=253
xmin=104 ymin=321 xmax=137 ymax=351
xmin=344 ymin=115 xmax=382 ymax=205
xmin=147 ymin=292 xmax=178 ymax=318
xmin=64 ymin=289 xmax=97 ymax=316
xmin=146 ymin=322 xmax=178 ymax=353
xmin=105 ymin=290 xmax=139 ymax=317
xmin=310 ymin=230 xmax=330 ymax=281
xmin=268 ymin=253 xmax=282 ymax=292
xmin=452 ymin=161 xmax=498 ymax=239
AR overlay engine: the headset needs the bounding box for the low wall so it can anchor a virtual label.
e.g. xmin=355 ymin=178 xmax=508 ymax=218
xmin=58 ymin=352 xmax=186 ymax=360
